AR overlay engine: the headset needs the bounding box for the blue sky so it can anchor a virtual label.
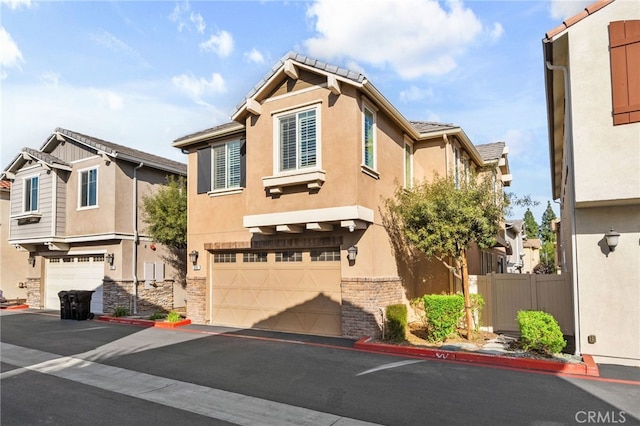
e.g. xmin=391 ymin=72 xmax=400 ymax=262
xmin=1 ymin=0 xmax=593 ymax=222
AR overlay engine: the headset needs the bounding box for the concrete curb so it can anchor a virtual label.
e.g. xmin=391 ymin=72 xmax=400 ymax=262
xmin=97 ymin=315 xmax=192 ymax=329
xmin=0 ymin=304 xmax=30 ymax=310
xmin=354 ymin=337 xmax=600 ymax=376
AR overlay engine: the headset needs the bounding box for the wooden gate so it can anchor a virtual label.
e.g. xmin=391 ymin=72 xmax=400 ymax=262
xmin=472 ymin=273 xmax=574 ymax=335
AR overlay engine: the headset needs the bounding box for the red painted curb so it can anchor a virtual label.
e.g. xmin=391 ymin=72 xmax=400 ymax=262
xmin=0 ymin=304 xmax=30 ymax=310
xmin=97 ymin=316 xmax=191 ymax=328
xmin=354 ymin=337 xmax=600 ymax=376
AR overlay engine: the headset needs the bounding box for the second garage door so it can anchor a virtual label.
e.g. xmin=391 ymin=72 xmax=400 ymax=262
xmin=46 ymin=256 xmax=104 ymax=314
xmin=210 ymin=249 xmax=342 ymax=336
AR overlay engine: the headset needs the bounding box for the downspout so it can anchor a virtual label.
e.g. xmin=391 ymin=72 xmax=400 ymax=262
xmin=546 ymin=60 xmax=580 ymax=357
xmin=132 ymin=162 xmax=144 ymax=314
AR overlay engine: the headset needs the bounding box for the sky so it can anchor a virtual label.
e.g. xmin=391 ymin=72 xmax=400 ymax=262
xmin=1 ymin=0 xmax=594 ymax=222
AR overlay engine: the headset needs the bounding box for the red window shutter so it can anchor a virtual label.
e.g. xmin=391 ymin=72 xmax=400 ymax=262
xmin=609 ymin=20 xmax=640 ymax=125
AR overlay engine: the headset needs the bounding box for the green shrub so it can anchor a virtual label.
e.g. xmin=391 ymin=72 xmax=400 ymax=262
xmin=423 ymin=294 xmax=465 ymax=342
xmin=112 ymin=306 xmax=129 ymax=317
xmin=148 ymin=312 xmax=166 ymax=321
xmin=385 ymin=304 xmax=407 ymax=342
xmin=517 ymin=310 xmax=566 ymax=355
xmin=165 ymin=311 xmax=182 ymax=323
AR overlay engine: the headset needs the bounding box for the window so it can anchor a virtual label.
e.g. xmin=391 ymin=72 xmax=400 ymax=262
xmin=212 ymin=141 xmax=241 ymax=190
xmin=79 ymin=168 xmax=98 ymax=208
xmin=363 ymin=105 xmax=376 ymax=169
xmin=454 ymin=146 xmax=461 ymax=189
xmin=243 ymin=252 xmax=267 ymax=263
xmin=404 ymin=141 xmax=413 ymax=189
xmin=24 ymin=175 xmax=39 ymax=212
xmin=214 ymin=253 xmax=236 ymax=263
xmin=310 ymin=249 xmax=340 ymax=262
xmin=197 ymin=140 xmax=245 ymax=194
xmin=609 ymin=20 xmax=640 ymax=125
xmin=278 ymin=108 xmax=317 ymax=172
xmin=275 ymin=251 xmax=302 ymax=262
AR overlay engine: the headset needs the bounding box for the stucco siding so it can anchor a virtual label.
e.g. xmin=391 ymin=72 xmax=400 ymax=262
xmin=568 ymin=1 xmax=640 ymax=205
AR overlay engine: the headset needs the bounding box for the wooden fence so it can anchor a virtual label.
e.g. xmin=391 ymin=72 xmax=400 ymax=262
xmin=471 ymin=273 xmax=574 ymax=335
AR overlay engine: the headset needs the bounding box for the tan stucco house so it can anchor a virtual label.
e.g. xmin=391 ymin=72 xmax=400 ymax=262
xmin=174 ymin=52 xmax=512 ymax=338
xmin=543 ymin=0 xmax=640 ymax=366
xmin=1 ymin=128 xmax=187 ymax=316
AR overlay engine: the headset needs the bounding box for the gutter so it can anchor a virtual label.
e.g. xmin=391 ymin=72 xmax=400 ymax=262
xmin=545 ymin=60 xmax=581 ymax=357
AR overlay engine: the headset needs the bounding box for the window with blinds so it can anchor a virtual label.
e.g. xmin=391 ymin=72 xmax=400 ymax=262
xmin=363 ymin=106 xmax=376 ymax=169
xmin=212 ymin=141 xmax=241 ymax=190
xmin=278 ymin=108 xmax=317 ymax=172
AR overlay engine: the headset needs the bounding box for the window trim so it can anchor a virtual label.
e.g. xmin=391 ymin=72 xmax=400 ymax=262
xmin=210 ymin=140 xmax=242 ymax=193
xmin=362 ymin=101 xmax=377 ymax=172
xmin=23 ymin=174 xmax=40 ymax=213
xmin=272 ymin=103 xmax=322 ymax=176
xmin=77 ymin=166 xmax=99 ymax=210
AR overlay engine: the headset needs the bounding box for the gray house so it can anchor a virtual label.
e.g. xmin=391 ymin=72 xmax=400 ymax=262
xmin=1 ymin=128 xmax=187 ymax=315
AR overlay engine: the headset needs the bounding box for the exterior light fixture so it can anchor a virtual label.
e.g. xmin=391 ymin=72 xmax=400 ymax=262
xmin=347 ymin=245 xmax=358 ymax=262
xmin=189 ymin=250 xmax=199 ymax=265
xmin=105 ymin=253 xmax=115 ymax=266
xmin=605 ymin=228 xmax=620 ymax=252
xmin=28 ymin=256 xmax=35 ymax=267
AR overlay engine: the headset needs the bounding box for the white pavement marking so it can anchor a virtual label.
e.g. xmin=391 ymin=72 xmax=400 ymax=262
xmin=356 ymin=360 xmax=424 ymax=376
xmin=1 ymin=342 xmax=379 ymax=426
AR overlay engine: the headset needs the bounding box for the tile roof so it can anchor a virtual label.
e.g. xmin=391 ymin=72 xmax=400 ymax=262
xmin=545 ymin=0 xmax=615 ymax=39
xmin=233 ymin=51 xmax=366 ymax=116
xmin=0 ymin=179 xmax=10 ymax=189
xmin=173 ymin=122 xmax=243 ymax=144
xmin=55 ymin=128 xmax=186 ymax=174
xmin=475 ymin=141 xmax=506 ymax=162
xmin=409 ymin=121 xmax=458 ymax=134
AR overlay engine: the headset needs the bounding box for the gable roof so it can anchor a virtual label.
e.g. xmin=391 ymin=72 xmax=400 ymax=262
xmin=544 ymin=0 xmax=615 ymax=40
xmin=173 ymin=122 xmax=245 ymax=148
xmin=2 ymin=128 xmax=186 ymax=179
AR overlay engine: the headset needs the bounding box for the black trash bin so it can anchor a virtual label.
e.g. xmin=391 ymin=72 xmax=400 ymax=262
xmin=58 ymin=291 xmax=72 ymax=319
xmin=68 ymin=290 xmax=95 ymax=320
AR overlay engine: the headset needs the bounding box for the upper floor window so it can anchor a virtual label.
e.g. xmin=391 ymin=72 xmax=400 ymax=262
xmin=79 ymin=168 xmax=98 ymax=208
xmin=24 ymin=175 xmax=39 ymax=212
xmin=363 ymin=104 xmax=376 ymax=170
xmin=404 ymin=140 xmax=413 ymax=189
xmin=197 ymin=140 xmax=245 ymax=195
xmin=277 ymin=106 xmax=318 ymax=172
xmin=213 ymin=141 xmax=241 ymax=190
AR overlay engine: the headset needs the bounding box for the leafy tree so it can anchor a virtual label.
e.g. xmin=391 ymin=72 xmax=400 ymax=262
xmin=384 ymin=174 xmax=503 ymax=340
xmin=539 ymin=202 xmax=557 ymax=272
xmin=141 ymin=175 xmax=188 ymax=286
xmin=523 ymin=208 xmax=539 ymax=240
xmin=142 ymin=175 xmax=187 ymax=248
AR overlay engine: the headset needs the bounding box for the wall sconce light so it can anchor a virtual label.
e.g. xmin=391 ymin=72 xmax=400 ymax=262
xmin=27 ymin=256 xmax=35 ymax=267
xmin=105 ymin=253 xmax=115 ymax=266
xmin=189 ymin=250 xmax=199 ymax=265
xmin=347 ymin=245 xmax=358 ymax=262
xmin=605 ymin=228 xmax=620 ymax=252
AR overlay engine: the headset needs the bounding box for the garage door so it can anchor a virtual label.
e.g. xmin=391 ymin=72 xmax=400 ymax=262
xmin=211 ymin=249 xmax=342 ymax=336
xmin=46 ymin=256 xmax=104 ymax=313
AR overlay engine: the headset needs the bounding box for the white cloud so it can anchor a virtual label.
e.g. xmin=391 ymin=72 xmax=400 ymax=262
xmin=489 ymin=22 xmax=504 ymax=41
xmin=550 ymin=0 xmax=592 ymax=20
xmin=190 ymin=12 xmax=206 ymax=34
xmin=40 ymin=71 xmax=60 ymax=87
xmin=172 ymin=72 xmax=226 ymax=104
xmin=91 ymin=30 xmax=150 ymax=68
xmin=399 ymin=85 xmax=434 ymax=103
xmin=0 ymin=27 xmax=24 ymax=79
xmin=1 ymin=81 xmax=230 ymax=168
xmin=169 ymin=1 xmax=190 ymax=32
xmin=244 ymin=48 xmax=265 ymax=64
xmin=305 ymin=0 xmax=483 ymax=78
xmin=1 ymin=0 xmax=32 ymax=10
xmin=199 ymin=30 xmax=233 ymax=57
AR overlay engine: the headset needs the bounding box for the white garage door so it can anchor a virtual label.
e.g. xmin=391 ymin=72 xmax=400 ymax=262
xmin=46 ymin=256 xmax=104 ymax=314
xmin=211 ymin=249 xmax=342 ymax=336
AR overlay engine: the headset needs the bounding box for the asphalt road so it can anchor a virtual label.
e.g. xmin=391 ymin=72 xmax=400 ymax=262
xmin=1 ymin=309 xmax=639 ymax=426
